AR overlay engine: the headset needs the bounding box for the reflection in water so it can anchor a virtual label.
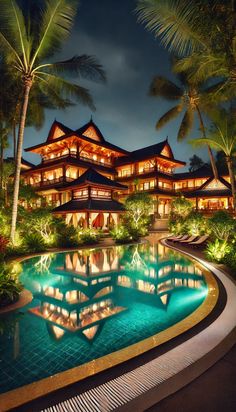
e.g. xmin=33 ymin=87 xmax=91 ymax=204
xmin=22 ymin=243 xmax=206 ymax=342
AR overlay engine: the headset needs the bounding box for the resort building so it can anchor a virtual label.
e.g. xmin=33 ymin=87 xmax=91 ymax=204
xmin=20 ymin=118 xmax=233 ymax=227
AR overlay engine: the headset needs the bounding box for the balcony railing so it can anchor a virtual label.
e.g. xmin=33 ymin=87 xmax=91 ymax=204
xmin=118 ymin=167 xmax=173 ymax=179
xmin=42 ymin=153 xmax=112 ymax=168
xmin=31 ymin=176 xmax=74 ymax=187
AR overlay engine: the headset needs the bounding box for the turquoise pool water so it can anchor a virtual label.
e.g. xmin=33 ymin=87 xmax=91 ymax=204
xmin=0 ymin=242 xmax=208 ymax=394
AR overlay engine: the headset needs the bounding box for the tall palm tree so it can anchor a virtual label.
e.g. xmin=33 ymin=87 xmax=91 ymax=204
xmin=0 ymin=0 xmax=106 ymax=242
xmin=149 ymin=74 xmax=219 ymax=178
xmin=190 ymin=109 xmax=236 ymax=209
xmin=0 ymin=125 xmax=10 ymax=190
xmin=136 ymin=1 xmax=236 ymax=103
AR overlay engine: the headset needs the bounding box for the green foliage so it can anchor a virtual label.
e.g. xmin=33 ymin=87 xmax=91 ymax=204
xmin=0 ymin=262 xmax=23 ymax=307
xmin=208 ymin=211 xmax=235 ymax=241
xmin=171 ymin=196 xmax=193 ymax=217
xmin=124 ymin=192 xmax=153 ymax=236
xmin=221 ymin=246 xmax=236 ymax=275
xmin=168 ymin=213 xmax=186 ymax=235
xmin=185 ymin=211 xmax=207 ymax=236
xmin=78 ymin=228 xmax=101 ymax=245
xmin=23 ymin=233 xmax=46 ymax=253
xmin=205 ymin=239 xmax=231 ymax=263
xmin=110 ymin=225 xmax=134 ymax=244
xmin=54 ymin=221 xmax=78 ymax=248
xmin=20 ymin=207 xmax=55 ymax=245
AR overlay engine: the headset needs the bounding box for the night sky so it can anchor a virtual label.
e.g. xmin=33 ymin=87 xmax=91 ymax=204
xmin=7 ymin=0 xmax=207 ymax=168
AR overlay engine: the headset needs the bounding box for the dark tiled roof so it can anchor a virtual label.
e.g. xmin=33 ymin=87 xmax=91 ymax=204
xmin=53 ymin=199 xmax=125 ymax=213
xmin=76 ymin=119 xmax=105 ymax=142
xmin=63 ymin=168 xmax=127 ymax=190
xmin=47 ymin=120 xmax=73 ymax=141
xmin=185 ymin=176 xmax=231 ymax=198
xmin=115 ymin=140 xmax=185 ymax=166
xmin=174 ymin=164 xmax=213 ymax=180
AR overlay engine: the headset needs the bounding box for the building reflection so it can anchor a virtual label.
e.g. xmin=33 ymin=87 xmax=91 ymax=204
xmin=28 ymin=244 xmax=206 ymax=342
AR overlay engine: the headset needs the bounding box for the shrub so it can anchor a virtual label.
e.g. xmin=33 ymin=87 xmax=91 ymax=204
xmin=78 ymin=228 xmax=101 ymax=245
xmin=205 ymin=239 xmax=232 ymax=262
xmin=0 ymin=235 xmax=9 ymax=257
xmin=55 ymin=222 xmax=79 ymax=248
xmin=171 ymin=196 xmax=193 ymax=217
xmin=208 ymin=211 xmax=235 ymax=241
xmin=124 ymin=192 xmax=153 ymax=235
xmin=168 ymin=214 xmax=186 ymax=235
xmin=23 ymin=233 xmax=46 ymax=253
xmin=221 ymin=246 xmax=236 ymax=274
xmin=0 ymin=263 xmax=23 ymax=307
xmin=185 ymin=211 xmax=207 ymax=236
xmin=110 ymin=225 xmax=136 ymax=244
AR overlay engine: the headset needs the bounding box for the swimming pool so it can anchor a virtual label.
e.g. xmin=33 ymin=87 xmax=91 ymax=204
xmin=0 ymin=242 xmax=211 ymax=396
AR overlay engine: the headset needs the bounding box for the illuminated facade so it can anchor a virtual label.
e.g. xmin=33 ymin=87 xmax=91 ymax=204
xmin=21 ymin=119 xmax=233 ymax=227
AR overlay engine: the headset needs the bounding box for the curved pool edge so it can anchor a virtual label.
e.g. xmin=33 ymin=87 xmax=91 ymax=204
xmin=38 ymin=239 xmax=236 ymax=412
xmin=0 ymin=289 xmax=33 ymax=315
xmin=0 ymin=241 xmax=219 ymax=412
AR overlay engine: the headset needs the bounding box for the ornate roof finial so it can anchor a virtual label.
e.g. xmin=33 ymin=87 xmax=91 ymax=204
xmin=90 ymin=114 xmax=93 ymax=122
xmin=166 ymin=135 xmax=168 ymax=141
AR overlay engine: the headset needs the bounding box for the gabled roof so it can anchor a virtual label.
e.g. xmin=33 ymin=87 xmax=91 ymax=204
xmin=62 ymin=167 xmax=127 ymax=190
xmin=47 ymin=120 xmax=73 ymax=142
xmin=186 ymin=176 xmax=232 ymax=198
xmin=53 ymin=198 xmax=126 ymax=213
xmin=76 ymin=118 xmax=105 ymax=142
xmin=5 ymin=157 xmax=34 ymax=169
xmin=115 ymin=140 xmax=185 ymax=166
xmin=174 ymin=164 xmax=213 ymax=180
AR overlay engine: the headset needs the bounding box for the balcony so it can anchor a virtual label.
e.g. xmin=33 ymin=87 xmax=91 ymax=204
xmin=118 ymin=167 xmax=173 ymax=180
xmin=42 ymin=153 xmax=112 ymax=168
xmin=31 ymin=176 xmax=74 ymax=188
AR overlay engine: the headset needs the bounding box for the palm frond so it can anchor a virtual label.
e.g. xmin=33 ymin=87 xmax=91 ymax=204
xmin=0 ymin=33 xmax=23 ymax=69
xmin=190 ymin=137 xmax=224 ymax=152
xmin=177 ymin=107 xmax=194 ymax=140
xmin=149 ymin=76 xmax=183 ymax=100
xmin=156 ymin=104 xmax=183 ymax=129
xmin=35 ymin=72 xmax=95 ymax=110
xmin=31 ymin=0 xmax=78 ymax=67
xmin=136 ymin=0 xmax=208 ymax=56
xmin=0 ymin=0 xmax=29 ymax=67
xmin=35 ymin=55 xmax=106 ymax=83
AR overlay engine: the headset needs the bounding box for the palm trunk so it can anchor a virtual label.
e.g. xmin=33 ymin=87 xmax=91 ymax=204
xmin=13 ymin=120 xmax=17 ymax=160
xmin=195 ymin=105 xmax=219 ymax=179
xmin=226 ymin=156 xmax=236 ymax=210
xmin=0 ymin=142 xmax=3 ymax=190
xmin=10 ymin=79 xmax=32 ymax=243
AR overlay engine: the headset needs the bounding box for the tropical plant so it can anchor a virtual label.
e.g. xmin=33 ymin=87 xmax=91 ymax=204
xmin=0 ymin=235 xmax=9 ymax=258
xmin=168 ymin=214 xmax=186 ymax=235
xmin=124 ymin=192 xmax=153 ymax=233
xmin=23 ymin=233 xmax=46 ymax=253
xmin=189 ymin=155 xmax=204 ymax=172
xmin=148 ymin=74 xmax=218 ymax=178
xmin=191 ymin=109 xmax=236 ymax=209
xmin=136 ymin=1 xmax=236 ymax=109
xmin=0 ymin=0 xmax=106 ymax=242
xmin=208 ymin=210 xmax=235 ymax=241
xmin=185 ymin=211 xmax=207 ymax=236
xmin=55 ymin=221 xmax=78 ymax=248
xmin=0 ymin=262 xmax=23 ymax=307
xmin=0 ymin=124 xmax=10 ymax=190
xmin=205 ymin=239 xmax=231 ymax=263
xmin=110 ymin=225 xmax=134 ymax=244
xmin=78 ymin=228 xmax=101 ymax=245
xmin=171 ymin=196 xmax=193 ymax=217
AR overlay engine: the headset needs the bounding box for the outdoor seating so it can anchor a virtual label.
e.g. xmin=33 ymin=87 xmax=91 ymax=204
xmin=186 ymin=235 xmax=209 ymax=247
xmin=178 ymin=235 xmax=199 ymax=244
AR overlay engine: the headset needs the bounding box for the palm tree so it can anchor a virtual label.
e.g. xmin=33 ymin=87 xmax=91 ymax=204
xmin=0 ymin=0 xmax=106 ymax=242
xmin=0 ymin=125 xmax=9 ymax=190
xmin=190 ymin=110 xmax=236 ymax=209
xmin=189 ymin=155 xmax=204 ymax=172
xmin=149 ymin=74 xmax=219 ymax=178
xmin=136 ymin=1 xmax=236 ymax=103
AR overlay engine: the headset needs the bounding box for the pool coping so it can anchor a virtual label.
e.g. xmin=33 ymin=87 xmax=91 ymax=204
xmin=0 ymin=241 xmax=219 ymax=412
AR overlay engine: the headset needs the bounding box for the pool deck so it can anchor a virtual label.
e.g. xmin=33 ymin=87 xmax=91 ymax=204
xmin=2 ymin=235 xmax=236 ymax=412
